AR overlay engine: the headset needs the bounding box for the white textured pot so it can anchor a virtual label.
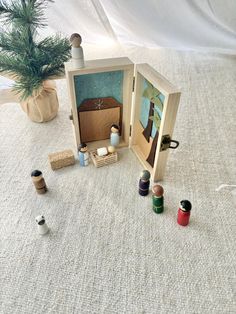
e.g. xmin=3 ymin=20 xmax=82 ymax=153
xmin=20 ymin=80 xmax=59 ymax=123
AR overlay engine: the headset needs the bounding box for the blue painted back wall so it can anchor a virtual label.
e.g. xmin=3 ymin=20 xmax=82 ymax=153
xmin=74 ymin=70 xmax=124 ymax=107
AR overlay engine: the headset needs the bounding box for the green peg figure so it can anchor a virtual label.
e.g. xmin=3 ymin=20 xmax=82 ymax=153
xmin=152 ymin=184 xmax=164 ymax=214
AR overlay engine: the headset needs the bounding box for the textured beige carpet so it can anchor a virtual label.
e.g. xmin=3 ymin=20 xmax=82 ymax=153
xmin=0 ymin=46 xmax=236 ymax=313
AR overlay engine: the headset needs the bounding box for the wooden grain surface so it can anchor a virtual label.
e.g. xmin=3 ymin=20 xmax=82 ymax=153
xmin=79 ymin=107 xmax=120 ymax=142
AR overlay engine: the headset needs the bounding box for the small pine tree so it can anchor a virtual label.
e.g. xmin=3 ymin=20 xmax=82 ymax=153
xmin=0 ymin=0 xmax=71 ymax=100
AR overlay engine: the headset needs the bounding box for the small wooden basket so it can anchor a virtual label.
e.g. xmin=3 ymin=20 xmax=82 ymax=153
xmin=48 ymin=149 xmax=75 ymax=170
xmin=90 ymin=150 xmax=118 ymax=168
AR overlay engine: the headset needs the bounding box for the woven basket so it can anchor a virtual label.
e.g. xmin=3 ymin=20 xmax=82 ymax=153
xmin=90 ymin=150 xmax=118 ymax=168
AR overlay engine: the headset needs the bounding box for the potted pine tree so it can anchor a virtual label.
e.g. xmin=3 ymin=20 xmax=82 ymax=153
xmin=0 ymin=0 xmax=71 ymax=122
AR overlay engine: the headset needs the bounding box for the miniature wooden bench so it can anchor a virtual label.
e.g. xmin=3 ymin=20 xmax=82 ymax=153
xmin=48 ymin=149 xmax=75 ymax=170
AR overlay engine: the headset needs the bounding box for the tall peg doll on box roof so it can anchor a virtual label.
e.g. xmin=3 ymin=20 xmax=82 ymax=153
xmin=70 ymin=33 xmax=84 ymax=69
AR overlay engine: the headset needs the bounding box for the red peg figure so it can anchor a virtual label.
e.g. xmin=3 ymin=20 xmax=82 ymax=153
xmin=177 ymin=200 xmax=192 ymax=226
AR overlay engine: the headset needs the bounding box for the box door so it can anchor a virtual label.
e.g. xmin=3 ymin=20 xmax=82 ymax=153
xmin=130 ymin=64 xmax=181 ymax=181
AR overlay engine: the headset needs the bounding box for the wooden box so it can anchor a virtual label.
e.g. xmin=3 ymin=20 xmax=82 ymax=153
xmin=48 ymin=149 xmax=75 ymax=170
xmin=65 ymin=58 xmax=180 ymax=181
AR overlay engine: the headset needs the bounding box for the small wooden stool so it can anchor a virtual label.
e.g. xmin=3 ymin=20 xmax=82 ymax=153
xmin=48 ymin=149 xmax=75 ymax=170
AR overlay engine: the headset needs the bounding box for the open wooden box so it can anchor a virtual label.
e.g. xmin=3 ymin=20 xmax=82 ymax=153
xmin=65 ymin=57 xmax=181 ymax=181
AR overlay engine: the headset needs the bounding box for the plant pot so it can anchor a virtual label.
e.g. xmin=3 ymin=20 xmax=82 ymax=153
xmin=20 ymin=80 xmax=59 ymax=123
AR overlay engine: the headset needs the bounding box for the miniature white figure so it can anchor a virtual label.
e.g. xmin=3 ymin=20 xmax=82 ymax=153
xmin=110 ymin=124 xmax=120 ymax=147
xmin=97 ymin=147 xmax=108 ymax=157
xmin=78 ymin=143 xmax=89 ymax=166
xmin=108 ymin=146 xmax=116 ymax=153
xmin=35 ymin=215 xmax=49 ymax=235
xmin=70 ymin=33 xmax=84 ymax=69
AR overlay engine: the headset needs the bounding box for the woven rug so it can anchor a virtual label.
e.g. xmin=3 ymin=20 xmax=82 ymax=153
xmin=0 ymin=47 xmax=235 ymax=313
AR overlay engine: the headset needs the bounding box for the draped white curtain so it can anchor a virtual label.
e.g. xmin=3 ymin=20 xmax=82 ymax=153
xmin=45 ymin=0 xmax=236 ymax=53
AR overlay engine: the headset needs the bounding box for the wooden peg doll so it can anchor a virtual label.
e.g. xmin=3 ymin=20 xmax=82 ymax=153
xmin=138 ymin=170 xmax=150 ymax=196
xmin=177 ymin=200 xmax=192 ymax=226
xmin=110 ymin=124 xmax=120 ymax=147
xmin=78 ymin=143 xmax=89 ymax=166
xmin=35 ymin=215 xmax=49 ymax=235
xmin=31 ymin=170 xmax=47 ymax=194
xmin=70 ymin=33 xmax=84 ymax=68
xmin=152 ymin=184 xmax=164 ymax=213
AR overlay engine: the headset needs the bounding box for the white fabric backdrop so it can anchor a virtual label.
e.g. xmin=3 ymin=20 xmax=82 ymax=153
xmin=45 ymin=0 xmax=236 ymax=53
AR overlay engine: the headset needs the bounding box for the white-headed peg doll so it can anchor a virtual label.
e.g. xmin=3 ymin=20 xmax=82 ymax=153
xmin=35 ymin=215 xmax=49 ymax=235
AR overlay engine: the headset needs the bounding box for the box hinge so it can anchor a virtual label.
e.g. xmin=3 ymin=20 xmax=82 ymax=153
xmin=160 ymin=135 xmax=179 ymax=151
xmin=132 ymin=76 xmax=135 ymax=92
xmin=69 ymin=110 xmax=74 ymax=124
